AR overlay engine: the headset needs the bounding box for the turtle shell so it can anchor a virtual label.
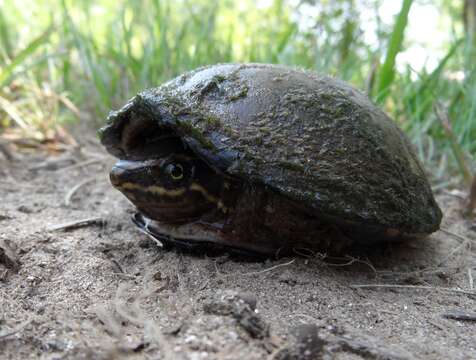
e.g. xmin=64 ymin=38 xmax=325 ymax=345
xmin=100 ymin=63 xmax=442 ymax=236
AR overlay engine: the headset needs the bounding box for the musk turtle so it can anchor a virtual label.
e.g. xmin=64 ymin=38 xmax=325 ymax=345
xmin=99 ymin=63 xmax=442 ymax=255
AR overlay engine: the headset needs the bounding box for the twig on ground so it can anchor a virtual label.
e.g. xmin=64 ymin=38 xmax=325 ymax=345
xmin=350 ymin=284 xmax=476 ymax=297
xmin=47 ymin=217 xmax=106 ymax=231
xmin=468 ymin=269 xmax=474 ymax=290
xmin=323 ymin=257 xmax=359 ymax=267
xmin=323 ymin=255 xmax=378 ymax=277
xmin=440 ymin=228 xmax=475 ymax=244
xmin=64 ymin=177 xmax=96 ymax=206
xmin=111 ymin=259 xmax=125 ymax=274
xmin=112 ymin=272 xmax=136 ymax=280
xmin=434 ymin=233 xmax=470 ymax=269
xmin=238 ymin=259 xmax=296 ymax=276
xmin=442 ymin=310 xmax=476 ymax=322
xmin=427 ymin=319 xmax=447 ymax=332
xmin=0 ymin=320 xmax=31 ymax=340
xmin=292 ymin=313 xmax=322 ymax=324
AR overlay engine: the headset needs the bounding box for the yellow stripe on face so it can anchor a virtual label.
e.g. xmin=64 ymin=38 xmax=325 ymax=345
xmin=120 ymin=182 xmax=187 ymax=197
xmin=189 ymin=182 xmax=228 ymax=212
xmin=118 ymin=181 xmax=228 ymax=213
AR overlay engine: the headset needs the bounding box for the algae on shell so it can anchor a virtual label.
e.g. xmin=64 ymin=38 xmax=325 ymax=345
xmin=99 ymin=63 xmax=442 ymax=235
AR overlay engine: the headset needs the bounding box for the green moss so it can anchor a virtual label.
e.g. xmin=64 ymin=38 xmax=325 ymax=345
xmin=96 ymin=127 xmax=106 ymax=141
xmin=223 ymin=125 xmax=235 ymax=137
xmin=255 ymin=137 xmax=264 ymax=145
xmin=203 ymin=115 xmax=222 ymax=130
xmin=278 ymin=160 xmax=305 ymax=172
xmin=258 ymin=126 xmax=272 ymax=135
xmin=176 ymin=119 xmax=215 ymax=150
xmin=227 ymin=85 xmax=248 ymax=101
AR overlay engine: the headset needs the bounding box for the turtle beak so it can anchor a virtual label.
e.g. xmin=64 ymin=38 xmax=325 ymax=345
xmin=109 ymin=165 xmax=125 ymax=187
xmin=110 ymin=160 xmax=146 ymax=187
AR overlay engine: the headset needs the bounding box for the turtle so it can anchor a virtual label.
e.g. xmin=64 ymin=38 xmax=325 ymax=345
xmin=99 ymin=63 xmax=442 ymax=256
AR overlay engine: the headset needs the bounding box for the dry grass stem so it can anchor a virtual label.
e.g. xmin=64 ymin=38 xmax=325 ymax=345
xmin=435 ymin=236 xmax=470 ymax=269
xmin=238 ymin=259 xmax=296 ymax=276
xmin=64 ymin=177 xmax=96 ymax=206
xmin=440 ymin=228 xmax=474 ymax=245
xmin=323 ymin=255 xmax=378 ymax=277
xmin=47 ymin=217 xmax=105 ymax=231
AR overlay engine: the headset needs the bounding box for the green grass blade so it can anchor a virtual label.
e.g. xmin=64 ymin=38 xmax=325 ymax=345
xmin=419 ymin=38 xmax=462 ymax=94
xmin=435 ymin=102 xmax=473 ymax=185
xmin=0 ymin=10 xmax=13 ymax=60
xmin=375 ymin=0 xmax=413 ymax=103
xmin=61 ymin=0 xmax=111 ymax=112
xmin=0 ymin=28 xmax=52 ymax=87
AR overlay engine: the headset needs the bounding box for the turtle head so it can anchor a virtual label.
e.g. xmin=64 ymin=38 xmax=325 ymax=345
xmin=101 ymin=104 xmax=231 ymax=224
xmin=109 ymin=143 xmax=227 ymax=224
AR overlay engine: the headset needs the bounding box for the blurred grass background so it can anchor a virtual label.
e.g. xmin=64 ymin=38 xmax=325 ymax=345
xmin=0 ymin=0 xmax=475 ymax=184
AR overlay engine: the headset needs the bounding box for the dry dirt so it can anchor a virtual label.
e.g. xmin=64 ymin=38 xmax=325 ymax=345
xmin=0 ymin=136 xmax=475 ymax=360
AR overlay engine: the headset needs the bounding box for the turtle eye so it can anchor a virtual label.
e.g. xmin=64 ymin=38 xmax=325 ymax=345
xmin=165 ymin=163 xmax=184 ymax=180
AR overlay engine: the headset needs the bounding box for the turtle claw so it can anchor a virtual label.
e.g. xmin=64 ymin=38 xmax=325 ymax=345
xmin=131 ymin=212 xmax=171 ymax=249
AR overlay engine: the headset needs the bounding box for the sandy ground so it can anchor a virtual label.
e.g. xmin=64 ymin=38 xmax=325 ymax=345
xmin=0 ymin=137 xmax=475 ymax=360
